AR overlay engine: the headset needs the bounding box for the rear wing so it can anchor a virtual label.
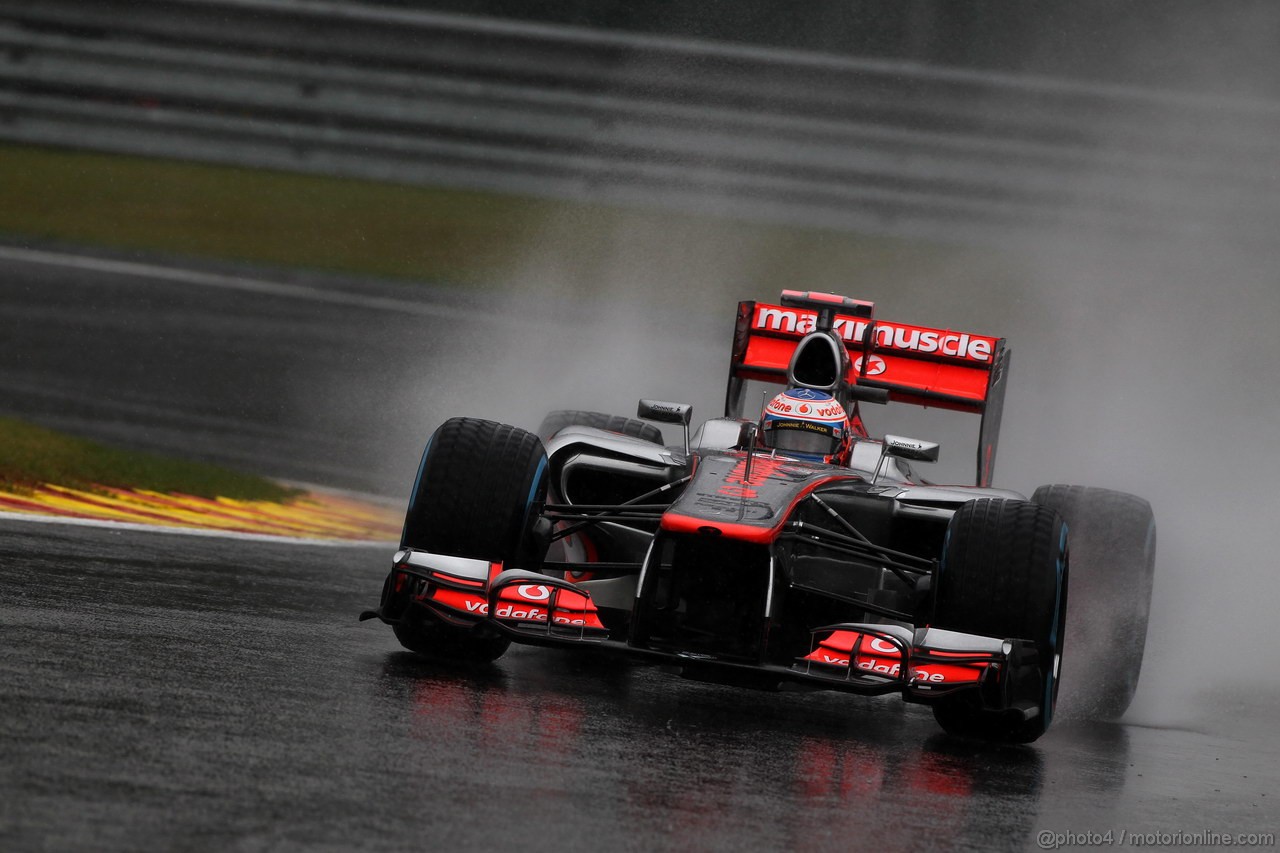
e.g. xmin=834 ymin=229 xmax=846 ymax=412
xmin=724 ymin=293 xmax=1010 ymax=487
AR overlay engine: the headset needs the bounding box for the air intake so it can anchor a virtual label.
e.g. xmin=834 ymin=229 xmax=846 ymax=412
xmin=787 ymin=331 xmax=846 ymax=392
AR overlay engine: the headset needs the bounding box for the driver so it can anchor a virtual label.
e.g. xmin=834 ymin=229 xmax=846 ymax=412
xmin=760 ymin=388 xmax=866 ymax=466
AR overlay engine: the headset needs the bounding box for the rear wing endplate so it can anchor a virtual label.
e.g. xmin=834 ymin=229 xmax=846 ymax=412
xmin=725 ymin=296 xmax=1010 ymax=487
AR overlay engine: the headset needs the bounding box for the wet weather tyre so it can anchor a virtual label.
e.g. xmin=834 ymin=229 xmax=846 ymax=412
xmin=930 ymin=499 xmax=1069 ymax=744
xmin=1032 ymin=485 xmax=1155 ymax=720
xmin=402 ymin=418 xmax=548 ymax=564
xmin=538 ymin=410 xmax=664 ymax=445
xmin=392 ymin=618 xmax=511 ymax=664
xmin=395 ymin=418 xmax=550 ymax=663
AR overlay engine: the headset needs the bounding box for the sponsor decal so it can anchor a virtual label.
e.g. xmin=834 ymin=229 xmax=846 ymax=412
xmin=752 ymin=305 xmax=996 ymax=364
xmin=853 ymin=355 xmax=887 ymax=376
xmin=765 ymin=392 xmax=845 ymax=421
xmin=429 ymin=587 xmax=488 ymax=615
xmin=492 ymin=583 xmax=607 ymax=630
xmin=764 ymin=419 xmax=838 ymax=438
xmin=495 ymin=604 xmax=546 ymax=620
xmin=717 ymin=454 xmax=791 ymax=498
xmin=802 ymin=630 xmax=985 ymax=685
xmin=517 ymin=584 xmax=551 ymax=601
xmin=489 ymin=601 xmax=605 ymax=627
xmin=690 ymin=491 xmax=776 ymax=519
xmin=809 ymin=653 xmax=950 ymax=683
xmin=867 ymin=637 xmax=899 ymax=655
xmin=428 ymin=581 xmax=604 ymax=628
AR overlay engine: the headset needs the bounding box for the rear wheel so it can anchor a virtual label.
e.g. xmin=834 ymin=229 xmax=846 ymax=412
xmin=538 ymin=410 xmax=664 ymax=446
xmin=930 ymin=499 xmax=1068 ymax=743
xmin=395 ymin=417 xmax=550 ymax=662
xmin=1032 ymin=485 xmax=1155 ymax=719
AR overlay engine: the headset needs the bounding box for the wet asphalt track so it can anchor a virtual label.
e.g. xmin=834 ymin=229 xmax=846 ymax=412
xmin=2 ymin=246 xmax=1278 ymax=850
xmin=3 ymin=517 xmax=1276 ymax=852
xmin=0 ymin=243 xmax=513 ymax=493
xmin=0 ymin=243 xmax=726 ymax=495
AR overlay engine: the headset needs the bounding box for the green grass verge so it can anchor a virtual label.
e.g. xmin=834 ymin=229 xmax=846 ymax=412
xmin=0 ymin=418 xmax=300 ymax=502
xmin=0 ymin=142 xmax=1027 ymax=317
xmin=0 ymin=142 xmax=543 ymax=284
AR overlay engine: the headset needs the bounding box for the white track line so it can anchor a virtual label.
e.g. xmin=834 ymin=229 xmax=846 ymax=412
xmin=0 ymin=510 xmax=393 ymax=548
xmin=0 ymin=244 xmax=497 ymax=322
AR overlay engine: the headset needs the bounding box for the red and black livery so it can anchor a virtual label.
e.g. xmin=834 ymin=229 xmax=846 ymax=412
xmin=363 ymin=292 xmax=1155 ymax=742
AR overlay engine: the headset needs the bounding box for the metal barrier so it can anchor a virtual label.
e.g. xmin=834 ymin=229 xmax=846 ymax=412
xmin=0 ymin=0 xmax=1276 ymax=243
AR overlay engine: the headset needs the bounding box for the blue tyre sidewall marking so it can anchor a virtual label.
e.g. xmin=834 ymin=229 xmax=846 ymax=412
xmin=518 ymin=456 xmax=549 ymax=547
xmin=525 ymin=456 xmax=548 ymax=512
xmin=1044 ymin=521 xmax=1069 ymax=725
xmin=400 ymin=432 xmax=435 ymax=547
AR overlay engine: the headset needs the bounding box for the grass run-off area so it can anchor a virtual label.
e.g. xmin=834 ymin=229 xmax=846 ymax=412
xmin=0 ymin=418 xmax=299 ymax=502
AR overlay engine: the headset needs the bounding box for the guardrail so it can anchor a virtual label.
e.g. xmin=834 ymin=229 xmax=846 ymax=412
xmin=0 ymin=0 xmax=1276 ymax=244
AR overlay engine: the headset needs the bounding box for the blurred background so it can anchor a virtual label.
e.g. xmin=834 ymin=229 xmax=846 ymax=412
xmin=1 ymin=0 xmax=1277 ymax=723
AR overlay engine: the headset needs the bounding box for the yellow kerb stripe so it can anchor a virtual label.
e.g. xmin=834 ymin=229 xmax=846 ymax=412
xmin=0 ymin=483 xmax=401 ymax=541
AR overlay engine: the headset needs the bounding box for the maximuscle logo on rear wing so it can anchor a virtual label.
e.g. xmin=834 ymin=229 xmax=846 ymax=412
xmin=724 ymin=297 xmax=1010 ymax=487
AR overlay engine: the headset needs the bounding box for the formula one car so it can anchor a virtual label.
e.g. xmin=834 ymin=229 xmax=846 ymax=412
xmin=362 ymin=291 xmax=1155 ymax=742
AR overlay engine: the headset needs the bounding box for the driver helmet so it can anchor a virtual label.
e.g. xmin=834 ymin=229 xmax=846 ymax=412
xmin=760 ymin=388 xmax=855 ymax=465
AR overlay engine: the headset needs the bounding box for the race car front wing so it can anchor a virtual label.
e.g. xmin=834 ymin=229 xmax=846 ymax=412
xmin=364 ymin=549 xmax=1047 ymax=720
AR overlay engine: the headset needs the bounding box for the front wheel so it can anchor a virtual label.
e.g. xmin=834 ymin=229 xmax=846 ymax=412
xmin=929 ymin=498 xmax=1069 ymax=743
xmin=393 ymin=618 xmax=510 ymax=664
xmin=393 ymin=417 xmax=550 ymax=662
xmin=401 ymin=417 xmax=548 ymax=564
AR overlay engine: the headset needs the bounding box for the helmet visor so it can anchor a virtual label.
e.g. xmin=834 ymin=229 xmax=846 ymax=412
xmin=764 ymin=419 xmax=840 ymax=457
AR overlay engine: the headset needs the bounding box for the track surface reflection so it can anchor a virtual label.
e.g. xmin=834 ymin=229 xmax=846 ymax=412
xmin=3 ymin=520 xmax=1273 ymax=851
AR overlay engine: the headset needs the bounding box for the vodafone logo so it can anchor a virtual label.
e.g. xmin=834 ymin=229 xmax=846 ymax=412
xmin=517 ymin=584 xmax=551 ymax=601
xmin=495 ymin=604 xmax=546 ymax=620
xmin=768 ymin=397 xmax=846 ymax=421
xmin=855 ymin=355 xmax=887 ymax=376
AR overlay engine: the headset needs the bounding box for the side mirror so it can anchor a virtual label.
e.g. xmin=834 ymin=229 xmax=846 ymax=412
xmin=639 ymin=399 xmax=693 ymax=461
xmin=883 ymin=434 xmax=940 ymax=463
xmin=637 ymin=399 xmax=692 ymax=426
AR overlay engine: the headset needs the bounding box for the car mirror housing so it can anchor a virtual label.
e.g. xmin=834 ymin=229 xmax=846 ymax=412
xmin=883 ymin=434 xmax=941 ymax=463
xmin=638 ymin=399 xmax=693 ymax=460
